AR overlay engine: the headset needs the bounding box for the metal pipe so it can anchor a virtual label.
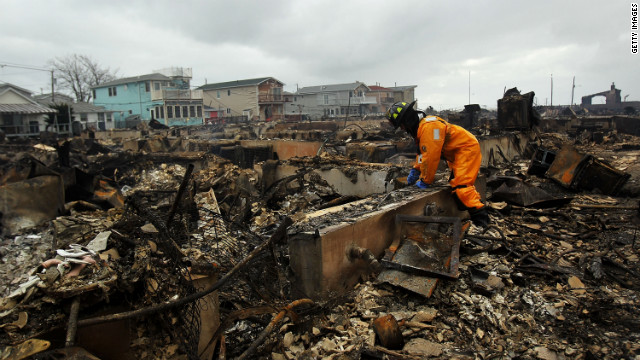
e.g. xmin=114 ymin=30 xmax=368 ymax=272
xmin=348 ymin=246 xmax=382 ymax=272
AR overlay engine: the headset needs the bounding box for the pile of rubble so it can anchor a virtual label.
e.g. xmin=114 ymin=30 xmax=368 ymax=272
xmin=0 ymin=126 xmax=639 ymax=359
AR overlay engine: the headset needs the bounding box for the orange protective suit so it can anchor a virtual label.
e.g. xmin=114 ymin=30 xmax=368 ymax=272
xmin=413 ymin=115 xmax=484 ymax=210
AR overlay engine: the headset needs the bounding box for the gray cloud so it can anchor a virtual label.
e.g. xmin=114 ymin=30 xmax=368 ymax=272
xmin=1 ymin=0 xmax=638 ymax=109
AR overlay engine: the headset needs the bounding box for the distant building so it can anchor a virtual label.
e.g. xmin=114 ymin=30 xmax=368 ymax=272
xmin=388 ymin=85 xmax=417 ymax=105
xmin=92 ymin=68 xmax=203 ymax=128
xmin=579 ymin=83 xmax=639 ymax=114
xmin=582 ymin=83 xmax=622 ymax=106
xmin=198 ymin=77 xmax=285 ymax=122
xmin=0 ymin=83 xmax=57 ymax=137
xmin=367 ymin=85 xmax=395 ymax=114
xmin=291 ymin=82 xmax=374 ymax=120
xmin=286 ymin=82 xmax=417 ymax=120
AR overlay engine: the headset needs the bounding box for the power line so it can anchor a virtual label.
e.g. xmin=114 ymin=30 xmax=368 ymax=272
xmin=0 ymin=62 xmax=51 ymax=72
xmin=0 ymin=62 xmax=56 ymax=102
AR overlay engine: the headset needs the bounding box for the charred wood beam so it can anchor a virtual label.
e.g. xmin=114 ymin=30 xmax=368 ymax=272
xmin=237 ymin=298 xmax=314 ymax=360
xmin=64 ymin=297 xmax=81 ymax=347
xmin=166 ymin=163 xmax=195 ymax=228
xmin=571 ymin=202 xmax=640 ymax=212
xmin=516 ymin=253 xmax=581 ymax=276
xmin=317 ymin=195 xmax=361 ymax=210
xmin=76 ymin=217 xmax=293 ymax=329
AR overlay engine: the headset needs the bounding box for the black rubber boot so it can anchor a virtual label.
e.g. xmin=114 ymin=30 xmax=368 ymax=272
xmin=468 ymin=206 xmax=489 ymax=228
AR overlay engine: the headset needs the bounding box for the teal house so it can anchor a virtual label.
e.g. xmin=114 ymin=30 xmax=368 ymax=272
xmin=92 ymin=68 xmax=203 ymax=128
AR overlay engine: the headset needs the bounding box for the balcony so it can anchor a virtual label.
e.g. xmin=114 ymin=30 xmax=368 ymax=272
xmin=336 ymin=96 xmax=377 ymax=106
xmin=259 ymin=94 xmax=289 ymax=104
xmin=151 ymin=89 xmax=203 ymax=101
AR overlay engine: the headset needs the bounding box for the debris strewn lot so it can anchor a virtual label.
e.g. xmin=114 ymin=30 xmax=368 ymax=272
xmin=1 ymin=119 xmax=639 ymax=360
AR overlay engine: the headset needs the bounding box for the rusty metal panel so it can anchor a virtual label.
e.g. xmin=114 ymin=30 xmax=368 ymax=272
xmin=546 ymin=146 xmax=587 ymax=188
xmin=547 ymin=145 xmax=630 ymax=195
xmin=376 ymin=215 xmax=462 ymax=298
xmin=574 ymin=157 xmax=630 ymax=195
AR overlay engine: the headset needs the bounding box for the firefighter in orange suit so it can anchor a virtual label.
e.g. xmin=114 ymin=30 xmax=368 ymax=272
xmin=386 ymin=101 xmax=489 ymax=227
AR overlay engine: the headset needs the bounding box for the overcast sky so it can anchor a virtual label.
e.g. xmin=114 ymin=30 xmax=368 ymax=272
xmin=1 ymin=0 xmax=638 ymax=110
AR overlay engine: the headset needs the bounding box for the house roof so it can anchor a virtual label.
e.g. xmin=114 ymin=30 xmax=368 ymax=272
xmin=0 ymin=85 xmax=57 ymax=114
xmin=297 ymin=82 xmax=371 ymax=94
xmin=0 ymin=83 xmax=33 ymax=98
xmin=0 ymin=103 xmax=57 ymax=114
xmin=72 ymin=102 xmax=113 ymax=113
xmin=368 ymin=85 xmax=393 ymax=91
xmin=388 ymin=85 xmax=417 ymax=91
xmin=94 ymin=73 xmax=172 ymax=88
xmin=197 ymin=77 xmax=282 ymax=91
xmin=34 ymin=93 xmax=75 ymax=105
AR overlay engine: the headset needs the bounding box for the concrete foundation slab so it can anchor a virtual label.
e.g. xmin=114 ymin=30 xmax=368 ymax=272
xmin=288 ymin=188 xmax=471 ymax=299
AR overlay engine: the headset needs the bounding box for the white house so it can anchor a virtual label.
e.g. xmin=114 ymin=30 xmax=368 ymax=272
xmin=0 ymin=84 xmax=57 ymax=137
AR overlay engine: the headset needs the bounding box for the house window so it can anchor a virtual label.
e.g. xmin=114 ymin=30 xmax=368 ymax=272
xmin=97 ymin=113 xmax=105 ymax=121
xmin=151 ymin=109 xmax=155 ymax=119
xmin=160 ymin=107 xmax=164 ymax=118
xmin=226 ymin=108 xmax=231 ymax=114
xmin=108 ymin=87 xmax=117 ymax=96
xmin=294 ymin=96 xmax=297 ymax=101
xmin=182 ymin=106 xmax=189 ymax=117
xmin=128 ymin=110 xmax=132 ymax=114
xmin=227 ymin=90 xmax=231 ymax=96
xmin=216 ymin=91 xmax=220 ymax=99
xmin=80 ymin=113 xmax=88 ymax=122
xmin=324 ymin=94 xmax=329 ymax=105
xmin=154 ymin=82 xmax=160 ymax=91
xmin=29 ymin=121 xmax=39 ymax=134
xmin=167 ymin=106 xmax=173 ymax=118
xmin=189 ymin=106 xmax=195 ymax=117
xmin=196 ymin=106 xmax=202 ymax=117
xmin=175 ymin=106 xmax=181 ymax=118
xmin=145 ymin=81 xmax=150 ymax=92
xmin=92 ymin=90 xmax=96 ymax=99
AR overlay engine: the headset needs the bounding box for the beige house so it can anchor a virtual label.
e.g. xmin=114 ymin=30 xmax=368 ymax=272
xmin=198 ymin=77 xmax=285 ymax=121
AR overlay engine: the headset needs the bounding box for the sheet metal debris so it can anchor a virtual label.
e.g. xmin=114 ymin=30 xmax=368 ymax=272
xmin=547 ymin=145 xmax=630 ymax=195
xmin=377 ymin=215 xmax=462 ymax=298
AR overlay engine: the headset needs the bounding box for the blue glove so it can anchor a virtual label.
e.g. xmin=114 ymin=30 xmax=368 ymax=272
xmin=407 ymin=168 xmax=420 ymax=185
xmin=415 ymin=180 xmax=429 ymax=189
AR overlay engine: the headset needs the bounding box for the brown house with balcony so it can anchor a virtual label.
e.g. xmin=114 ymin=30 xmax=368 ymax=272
xmin=367 ymin=85 xmax=396 ymax=114
xmin=198 ymin=77 xmax=285 ymax=121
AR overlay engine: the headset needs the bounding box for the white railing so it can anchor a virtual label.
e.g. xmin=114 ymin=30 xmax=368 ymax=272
xmin=336 ymin=96 xmax=377 ymax=106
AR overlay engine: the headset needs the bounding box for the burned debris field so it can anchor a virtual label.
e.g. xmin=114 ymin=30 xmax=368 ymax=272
xmin=1 ymin=99 xmax=640 ymax=359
